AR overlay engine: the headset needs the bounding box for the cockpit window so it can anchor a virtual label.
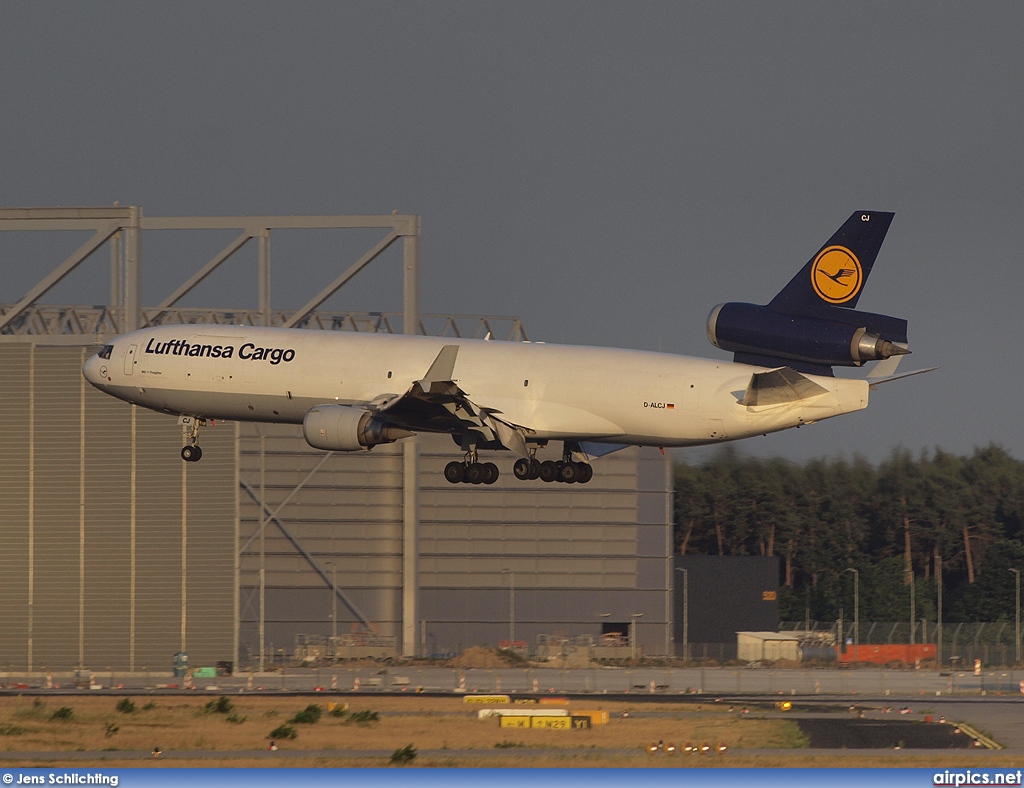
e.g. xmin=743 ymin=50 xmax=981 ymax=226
xmin=98 ymin=345 xmax=114 ymax=360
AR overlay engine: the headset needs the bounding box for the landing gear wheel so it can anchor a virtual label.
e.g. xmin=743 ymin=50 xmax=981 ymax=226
xmin=559 ymin=461 xmax=580 ymax=484
xmin=181 ymin=445 xmax=202 ymax=462
xmin=444 ymin=461 xmax=466 ymax=484
xmin=528 ymin=459 xmax=541 ymax=480
xmin=539 ymin=460 xmax=558 ymax=483
xmin=513 ymin=458 xmax=533 ymax=480
xmin=466 ymin=462 xmax=486 ymax=484
xmin=482 ymin=462 xmax=499 ymax=484
xmin=578 ymin=462 xmax=594 ymax=484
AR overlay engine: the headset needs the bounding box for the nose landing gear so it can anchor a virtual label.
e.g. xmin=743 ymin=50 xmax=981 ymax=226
xmin=180 ymin=416 xmax=205 ymax=462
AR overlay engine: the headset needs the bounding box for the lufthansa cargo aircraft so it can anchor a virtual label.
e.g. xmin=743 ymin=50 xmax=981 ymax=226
xmin=83 ymin=211 xmax=922 ymax=485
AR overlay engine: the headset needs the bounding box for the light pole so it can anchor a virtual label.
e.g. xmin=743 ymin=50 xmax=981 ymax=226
xmin=1010 ymin=568 xmax=1020 ymax=664
xmin=503 ymin=568 xmax=515 ymax=652
xmin=675 ymin=567 xmax=688 ymax=661
xmin=327 ymin=561 xmax=337 ymax=663
xmin=630 ymin=613 xmax=644 ymax=660
xmin=936 ymin=554 xmax=943 ymax=666
xmin=907 ymin=566 xmax=916 ymax=646
xmin=845 ymin=568 xmax=859 ymax=663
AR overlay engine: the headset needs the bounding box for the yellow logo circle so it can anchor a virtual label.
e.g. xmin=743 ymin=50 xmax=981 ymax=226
xmin=810 ymin=246 xmax=863 ymax=304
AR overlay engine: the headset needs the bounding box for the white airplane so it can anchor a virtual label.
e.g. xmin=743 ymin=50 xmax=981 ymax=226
xmin=83 ymin=211 xmax=921 ymax=485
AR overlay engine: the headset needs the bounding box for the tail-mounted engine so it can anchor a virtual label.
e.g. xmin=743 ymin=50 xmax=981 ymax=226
xmin=303 ymin=404 xmax=413 ymax=451
xmin=707 ymin=302 xmax=909 ymax=374
xmin=706 ymin=211 xmax=911 ymax=376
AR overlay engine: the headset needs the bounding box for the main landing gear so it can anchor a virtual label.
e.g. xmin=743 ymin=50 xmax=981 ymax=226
xmin=180 ymin=416 xmax=205 ymax=463
xmin=443 ymin=443 xmax=594 ymax=485
xmin=512 ymin=457 xmax=594 ymax=484
xmin=444 ymin=457 xmax=500 ymax=485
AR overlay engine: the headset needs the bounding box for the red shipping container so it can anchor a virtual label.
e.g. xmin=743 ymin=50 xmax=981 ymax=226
xmin=837 ymin=644 xmax=936 ymax=664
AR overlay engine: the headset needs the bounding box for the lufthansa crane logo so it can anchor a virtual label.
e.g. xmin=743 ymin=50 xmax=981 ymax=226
xmin=810 ymin=245 xmax=863 ymax=304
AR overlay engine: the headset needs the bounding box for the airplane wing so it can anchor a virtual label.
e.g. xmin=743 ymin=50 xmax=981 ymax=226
xmin=372 ymin=344 xmax=533 ymax=457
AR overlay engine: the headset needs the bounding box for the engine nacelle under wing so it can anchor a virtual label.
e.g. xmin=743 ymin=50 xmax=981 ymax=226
xmin=303 ymin=404 xmax=412 ymax=452
xmin=707 ymin=302 xmax=908 ymax=371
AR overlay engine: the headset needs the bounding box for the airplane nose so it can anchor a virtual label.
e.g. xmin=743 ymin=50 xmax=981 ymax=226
xmin=82 ymin=354 xmax=106 ymax=387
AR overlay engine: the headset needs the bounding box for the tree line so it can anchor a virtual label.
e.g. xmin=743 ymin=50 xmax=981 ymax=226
xmin=674 ymin=444 xmax=1024 ymax=623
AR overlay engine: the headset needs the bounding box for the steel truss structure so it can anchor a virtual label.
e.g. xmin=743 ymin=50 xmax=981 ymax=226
xmin=0 ymin=207 xmax=523 ymax=660
xmin=0 ymin=207 xmax=673 ymax=671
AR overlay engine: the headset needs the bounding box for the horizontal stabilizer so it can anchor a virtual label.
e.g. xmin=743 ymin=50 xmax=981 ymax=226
xmin=742 ymin=367 xmax=829 ymax=406
xmin=868 ymin=366 xmax=940 ymax=389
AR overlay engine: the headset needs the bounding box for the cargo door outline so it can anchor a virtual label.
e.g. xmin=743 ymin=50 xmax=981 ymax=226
xmin=123 ymin=344 xmax=137 ymax=376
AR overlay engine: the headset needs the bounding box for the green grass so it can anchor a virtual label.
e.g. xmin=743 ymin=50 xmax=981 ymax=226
xmin=346 ymin=710 xmax=379 ymax=725
xmin=203 ymin=696 xmax=234 ymax=715
xmin=390 ymin=744 xmax=417 ymax=764
xmin=268 ymin=724 xmax=298 ymax=740
xmin=290 ymin=705 xmax=322 ymax=725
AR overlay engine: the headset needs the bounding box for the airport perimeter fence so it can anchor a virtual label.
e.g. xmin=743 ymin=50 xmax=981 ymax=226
xmin=779 ymin=621 xmax=1023 ymax=667
xmin=4 ymin=664 xmax=1024 ymax=696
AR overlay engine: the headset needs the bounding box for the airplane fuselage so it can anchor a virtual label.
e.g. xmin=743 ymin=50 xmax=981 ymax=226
xmin=83 ymin=324 xmax=868 ymax=448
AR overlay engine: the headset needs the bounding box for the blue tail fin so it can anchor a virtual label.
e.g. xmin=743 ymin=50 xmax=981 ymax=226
xmin=769 ymin=211 xmax=894 ymax=315
xmin=707 ymin=211 xmax=908 ymax=376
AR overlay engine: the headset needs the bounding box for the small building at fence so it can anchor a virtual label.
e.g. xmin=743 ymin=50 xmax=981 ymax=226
xmin=737 ymin=631 xmax=800 ymax=662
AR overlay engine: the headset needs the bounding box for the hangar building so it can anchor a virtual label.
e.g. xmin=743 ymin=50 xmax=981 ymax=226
xmin=0 ymin=207 xmax=673 ymax=671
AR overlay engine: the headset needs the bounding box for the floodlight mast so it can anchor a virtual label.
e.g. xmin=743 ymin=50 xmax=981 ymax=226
xmin=845 ymin=568 xmax=859 ymax=663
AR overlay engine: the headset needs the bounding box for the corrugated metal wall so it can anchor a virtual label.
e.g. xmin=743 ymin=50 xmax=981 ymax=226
xmin=238 ymin=424 xmax=672 ymax=660
xmin=0 ymin=344 xmax=673 ymax=669
xmin=0 ymin=345 xmax=237 ymax=671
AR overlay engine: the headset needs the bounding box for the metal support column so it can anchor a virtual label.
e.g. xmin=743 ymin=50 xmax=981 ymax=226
xmin=27 ymin=346 xmax=35 ymax=671
xmin=130 ymin=405 xmax=137 ymax=670
xmin=259 ymin=430 xmax=266 ymax=672
xmin=78 ymin=349 xmax=86 ymax=670
xmin=259 ymin=230 xmax=270 ymax=327
xmin=110 ymin=231 xmax=122 ymax=327
xmin=402 ymin=221 xmax=420 ymax=657
xmin=124 ymin=206 xmax=142 ymax=332
xmin=233 ymin=422 xmax=241 ymax=674
xmin=664 ymin=456 xmax=673 ymax=656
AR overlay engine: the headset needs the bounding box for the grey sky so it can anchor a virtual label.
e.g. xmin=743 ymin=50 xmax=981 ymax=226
xmin=1 ymin=1 xmax=1021 ymax=464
